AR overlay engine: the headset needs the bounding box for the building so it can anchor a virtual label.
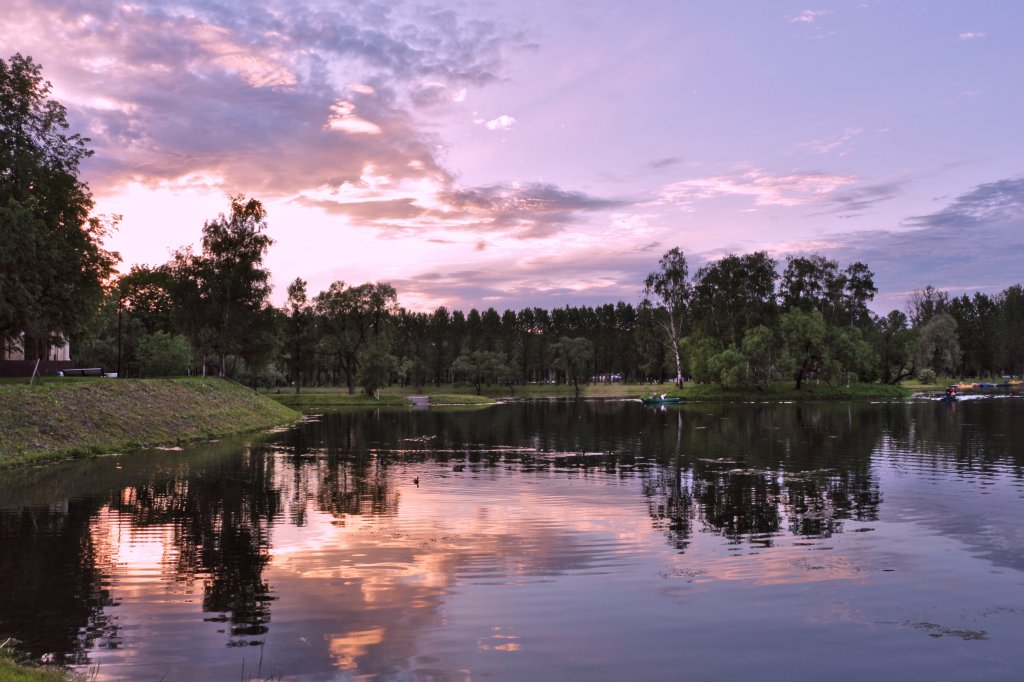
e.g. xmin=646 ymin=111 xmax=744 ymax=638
xmin=1 ymin=333 xmax=74 ymax=377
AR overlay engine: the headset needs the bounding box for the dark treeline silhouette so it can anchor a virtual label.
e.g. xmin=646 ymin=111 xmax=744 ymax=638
xmin=73 ymin=199 xmax=1024 ymax=394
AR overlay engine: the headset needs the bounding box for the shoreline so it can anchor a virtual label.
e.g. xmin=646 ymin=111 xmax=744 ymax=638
xmin=265 ymin=381 xmax=913 ymax=411
xmin=0 ymin=377 xmax=299 ymax=470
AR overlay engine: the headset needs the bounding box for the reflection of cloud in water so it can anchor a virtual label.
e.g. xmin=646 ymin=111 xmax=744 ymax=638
xmin=264 ymin=460 xmax=658 ymax=676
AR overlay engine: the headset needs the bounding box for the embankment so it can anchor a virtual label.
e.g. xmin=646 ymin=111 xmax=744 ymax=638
xmin=0 ymin=377 xmax=299 ymax=468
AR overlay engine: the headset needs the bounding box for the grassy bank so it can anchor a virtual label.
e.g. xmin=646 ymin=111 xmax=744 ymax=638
xmin=0 ymin=650 xmax=70 ymax=682
xmin=0 ymin=377 xmax=299 ymax=469
xmin=679 ymin=381 xmax=910 ymax=401
xmin=266 ymin=381 xmax=911 ymax=411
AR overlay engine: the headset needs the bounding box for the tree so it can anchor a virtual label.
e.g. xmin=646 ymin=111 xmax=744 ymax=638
xmin=283 ymin=278 xmax=316 ymax=393
xmin=551 ymin=336 xmax=594 ymax=397
xmin=358 ymin=344 xmax=398 ymax=400
xmin=644 ymin=248 xmax=690 ymax=387
xmin=871 ymin=310 xmax=917 ymax=384
xmin=0 ymin=53 xmax=118 ymax=355
xmin=841 ymin=261 xmax=878 ymax=329
xmin=907 ymin=285 xmax=949 ymax=327
xmin=169 ymin=196 xmax=275 ymax=377
xmin=780 ymin=309 xmax=828 ymax=389
xmin=779 ymin=255 xmax=876 ymax=329
xmin=450 ymin=350 xmax=510 ymax=395
xmin=948 ymin=293 xmax=998 ymax=377
xmin=314 ymin=281 xmax=398 ymax=393
xmin=779 ymin=255 xmax=840 ymax=316
xmin=916 ymin=313 xmax=961 ymax=376
xmin=996 ymin=284 xmax=1024 ymax=375
xmin=741 ymin=325 xmax=777 ymax=388
xmin=707 ymin=346 xmax=748 ymax=388
xmin=691 ymin=252 xmax=777 ymax=348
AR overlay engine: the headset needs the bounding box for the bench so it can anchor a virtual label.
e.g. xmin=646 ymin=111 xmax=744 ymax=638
xmin=61 ymin=367 xmax=104 ymax=377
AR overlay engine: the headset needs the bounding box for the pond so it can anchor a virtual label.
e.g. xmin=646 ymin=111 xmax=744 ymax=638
xmin=2 ymin=396 xmax=1024 ymax=681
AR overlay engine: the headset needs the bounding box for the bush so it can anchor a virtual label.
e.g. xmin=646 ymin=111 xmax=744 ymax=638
xmin=917 ymin=368 xmax=937 ymax=384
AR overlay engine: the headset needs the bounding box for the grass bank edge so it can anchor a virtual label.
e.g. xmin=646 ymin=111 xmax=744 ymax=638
xmin=266 ymin=382 xmax=912 ymax=409
xmin=0 ymin=648 xmax=77 ymax=682
xmin=0 ymin=377 xmax=299 ymax=470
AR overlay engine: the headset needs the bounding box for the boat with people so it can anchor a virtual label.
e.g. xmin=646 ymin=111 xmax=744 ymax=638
xmin=641 ymin=394 xmax=683 ymax=405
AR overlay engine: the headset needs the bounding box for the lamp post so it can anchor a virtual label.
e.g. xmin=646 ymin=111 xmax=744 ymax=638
xmin=116 ymin=291 xmax=123 ymax=378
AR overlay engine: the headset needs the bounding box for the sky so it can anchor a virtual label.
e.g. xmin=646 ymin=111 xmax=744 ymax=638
xmin=3 ymin=0 xmax=1023 ymax=313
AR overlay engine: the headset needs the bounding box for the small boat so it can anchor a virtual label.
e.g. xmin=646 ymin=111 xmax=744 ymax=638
xmin=641 ymin=396 xmax=683 ymax=405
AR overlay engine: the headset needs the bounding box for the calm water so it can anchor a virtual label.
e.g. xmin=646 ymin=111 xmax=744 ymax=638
xmin=2 ymin=396 xmax=1024 ymax=681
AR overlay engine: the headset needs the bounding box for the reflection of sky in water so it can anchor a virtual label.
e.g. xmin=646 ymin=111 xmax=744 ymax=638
xmin=1 ymin=399 xmax=1023 ymax=680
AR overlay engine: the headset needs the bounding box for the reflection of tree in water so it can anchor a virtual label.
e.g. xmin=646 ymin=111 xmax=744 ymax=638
xmin=883 ymin=399 xmax=1024 ymax=476
xmin=273 ymin=403 xmax=884 ymax=555
xmin=273 ymin=412 xmax=401 ymax=522
xmin=637 ymin=404 xmax=884 ymax=550
xmin=110 ymin=449 xmax=281 ymax=644
xmin=0 ymin=500 xmax=113 ymax=663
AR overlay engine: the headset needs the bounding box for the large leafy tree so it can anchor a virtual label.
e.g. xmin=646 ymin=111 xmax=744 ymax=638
xmin=915 ymin=313 xmax=961 ymax=376
xmin=871 ymin=310 xmax=917 ymax=384
xmin=0 ymin=53 xmax=118 ymax=356
xmin=169 ymin=196 xmax=275 ymax=377
xmin=551 ymin=336 xmax=594 ymax=397
xmin=779 ymin=255 xmax=876 ymax=328
xmin=450 ymin=349 xmax=510 ymax=395
xmin=314 ymin=281 xmax=398 ymax=394
xmin=691 ymin=251 xmax=778 ymax=348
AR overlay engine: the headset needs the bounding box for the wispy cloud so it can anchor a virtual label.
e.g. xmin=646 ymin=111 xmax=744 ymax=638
xmin=293 ymin=179 xmax=626 ymax=239
xmin=959 ymin=32 xmax=987 ymax=40
xmin=904 ymin=177 xmax=1024 ymax=228
xmin=646 ymin=157 xmax=683 ymax=171
xmin=788 ymin=9 xmax=828 ymax=24
xmin=392 ymin=243 xmax=661 ymax=310
xmin=658 ymin=168 xmax=857 ymax=209
xmin=816 ymin=180 xmax=904 ymax=217
xmin=484 ymin=114 xmax=517 ymax=131
xmin=798 ymin=128 xmax=863 ymax=156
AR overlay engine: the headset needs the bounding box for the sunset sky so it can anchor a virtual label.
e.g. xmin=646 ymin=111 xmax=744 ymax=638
xmin=4 ymin=0 xmax=1022 ymax=312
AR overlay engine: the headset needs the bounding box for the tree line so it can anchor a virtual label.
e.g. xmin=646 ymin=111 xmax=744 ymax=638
xmin=70 ymin=195 xmax=1024 ymax=395
xmin=4 ymin=52 xmax=1023 ymax=394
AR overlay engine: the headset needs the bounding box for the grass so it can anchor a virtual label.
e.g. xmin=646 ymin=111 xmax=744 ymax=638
xmin=264 ymin=380 xmax=912 ymax=411
xmin=0 ymin=377 xmax=299 ymax=469
xmin=267 ymin=389 xmax=411 ymax=409
xmin=681 ymin=381 xmax=910 ymax=401
xmin=0 ymin=646 xmax=75 ymax=682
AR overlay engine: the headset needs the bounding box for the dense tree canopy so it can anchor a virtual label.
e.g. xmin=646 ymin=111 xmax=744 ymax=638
xmin=0 ymin=53 xmax=117 ymax=356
